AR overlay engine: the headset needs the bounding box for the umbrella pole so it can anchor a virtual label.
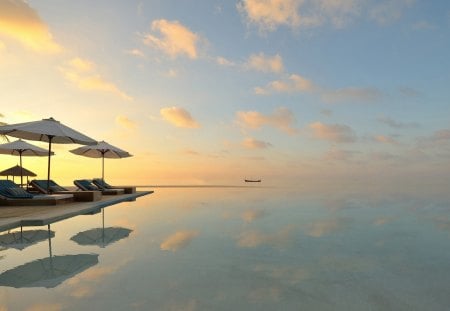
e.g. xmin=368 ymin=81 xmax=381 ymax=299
xmin=47 ymin=136 xmax=54 ymax=191
xmin=20 ymin=151 xmax=23 ymax=188
xmin=102 ymin=155 xmax=105 ymax=180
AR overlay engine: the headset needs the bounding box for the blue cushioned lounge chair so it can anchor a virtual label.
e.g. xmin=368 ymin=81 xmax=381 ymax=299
xmin=0 ymin=180 xmax=73 ymax=206
xmin=30 ymin=179 xmax=101 ymax=202
xmin=74 ymin=179 xmax=124 ymax=195
xmin=92 ymin=178 xmax=135 ymax=194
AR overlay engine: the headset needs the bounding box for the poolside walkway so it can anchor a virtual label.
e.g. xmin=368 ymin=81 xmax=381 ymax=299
xmin=0 ymin=191 xmax=153 ymax=232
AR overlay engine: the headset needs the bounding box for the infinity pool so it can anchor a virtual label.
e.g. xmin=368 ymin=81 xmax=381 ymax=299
xmin=1 ymin=186 xmax=450 ymax=310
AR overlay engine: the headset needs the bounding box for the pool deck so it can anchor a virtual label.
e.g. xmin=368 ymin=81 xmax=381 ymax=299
xmin=0 ymin=191 xmax=153 ymax=232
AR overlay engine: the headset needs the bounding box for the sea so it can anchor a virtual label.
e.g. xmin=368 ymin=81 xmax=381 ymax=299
xmin=1 ymin=185 xmax=450 ymax=310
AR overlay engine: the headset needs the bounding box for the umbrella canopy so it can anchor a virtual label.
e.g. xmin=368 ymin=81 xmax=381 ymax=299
xmin=0 ymin=117 xmax=97 ymax=190
xmin=0 ymin=229 xmax=55 ymax=251
xmin=70 ymin=140 xmax=132 ymax=179
xmin=0 ymin=165 xmax=36 ymax=177
xmin=0 ymin=139 xmax=52 ymax=187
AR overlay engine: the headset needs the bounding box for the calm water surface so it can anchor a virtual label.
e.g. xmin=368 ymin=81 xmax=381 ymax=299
xmin=1 ymin=186 xmax=450 ymax=310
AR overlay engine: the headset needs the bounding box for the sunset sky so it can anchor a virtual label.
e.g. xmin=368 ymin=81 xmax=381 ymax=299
xmin=1 ymin=0 xmax=449 ymax=187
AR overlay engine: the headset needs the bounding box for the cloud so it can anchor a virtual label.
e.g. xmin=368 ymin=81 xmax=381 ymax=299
xmin=115 ymin=115 xmax=137 ymax=130
xmin=238 ymin=0 xmax=413 ymax=32
xmin=24 ymin=304 xmax=62 ymax=311
xmin=237 ymin=0 xmax=302 ymax=31
xmin=429 ymin=129 xmax=450 ymax=142
xmin=374 ymin=135 xmax=400 ymax=145
xmin=309 ymin=121 xmax=356 ymax=143
xmin=246 ymin=53 xmax=284 ymax=73
xmin=242 ymin=137 xmax=272 ymax=149
xmin=236 ymin=107 xmax=297 ymax=134
xmin=160 ymin=230 xmax=199 ymax=251
xmin=255 ymin=74 xmax=316 ymax=95
xmin=321 ymin=87 xmax=382 ymax=103
xmin=160 ymin=107 xmax=200 ymax=128
xmin=126 ymin=48 xmax=145 ymax=57
xmin=324 ymin=147 xmax=357 ymax=160
xmin=0 ymin=0 xmax=62 ymax=53
xmin=216 ymin=56 xmax=236 ymax=67
xmin=412 ymin=20 xmax=435 ymax=31
xmin=369 ymin=0 xmax=415 ymax=25
xmin=143 ymin=19 xmax=199 ymax=59
xmin=377 ymin=116 xmax=419 ymax=129
xmin=255 ymin=72 xmax=381 ymax=105
xmin=59 ymin=57 xmax=133 ymax=100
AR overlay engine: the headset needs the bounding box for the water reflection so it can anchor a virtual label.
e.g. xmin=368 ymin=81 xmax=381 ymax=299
xmin=0 ymin=229 xmax=55 ymax=250
xmin=71 ymin=209 xmax=132 ymax=248
xmin=0 ymin=253 xmax=99 ymax=288
xmin=2 ymin=187 xmax=450 ymax=310
xmin=0 ymin=226 xmax=98 ymax=288
xmin=160 ymin=230 xmax=199 ymax=251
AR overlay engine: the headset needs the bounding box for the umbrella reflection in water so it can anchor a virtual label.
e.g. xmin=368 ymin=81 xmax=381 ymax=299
xmin=0 ymin=228 xmax=55 ymax=251
xmin=0 ymin=225 xmax=98 ymax=288
xmin=71 ymin=209 xmax=132 ymax=248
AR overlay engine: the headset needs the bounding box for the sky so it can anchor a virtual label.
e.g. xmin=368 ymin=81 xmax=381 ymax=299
xmin=0 ymin=0 xmax=450 ymax=187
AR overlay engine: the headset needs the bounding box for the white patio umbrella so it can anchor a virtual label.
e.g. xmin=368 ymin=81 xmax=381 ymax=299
xmin=69 ymin=140 xmax=132 ymax=180
xmin=0 ymin=117 xmax=97 ymax=190
xmin=0 ymin=139 xmax=53 ymax=187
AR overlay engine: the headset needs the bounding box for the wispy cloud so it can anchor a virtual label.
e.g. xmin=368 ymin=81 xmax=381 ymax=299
xmin=242 ymin=137 xmax=272 ymax=149
xmin=374 ymin=135 xmax=400 ymax=145
xmin=246 ymin=53 xmax=284 ymax=73
xmin=59 ymin=57 xmax=133 ymax=100
xmin=237 ymin=0 xmax=302 ymax=31
xmin=377 ymin=116 xmax=419 ymax=129
xmin=160 ymin=230 xmax=199 ymax=251
xmin=255 ymin=73 xmax=381 ymax=104
xmin=309 ymin=121 xmax=357 ymax=143
xmin=321 ymin=87 xmax=382 ymax=103
xmin=369 ymin=0 xmax=415 ymax=25
xmin=237 ymin=107 xmax=297 ymax=134
xmin=238 ymin=0 xmax=413 ymax=32
xmin=0 ymin=0 xmax=62 ymax=53
xmin=115 ymin=115 xmax=137 ymax=131
xmin=255 ymin=74 xmax=316 ymax=95
xmin=160 ymin=107 xmax=200 ymax=128
xmin=143 ymin=19 xmax=200 ymax=59
xmin=216 ymin=56 xmax=236 ymax=67
xmin=126 ymin=48 xmax=145 ymax=57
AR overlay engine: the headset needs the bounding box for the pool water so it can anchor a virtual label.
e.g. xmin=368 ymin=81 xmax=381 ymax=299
xmin=1 ymin=186 xmax=450 ymax=310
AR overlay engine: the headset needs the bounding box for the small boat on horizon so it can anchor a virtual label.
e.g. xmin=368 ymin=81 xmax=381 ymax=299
xmin=244 ymin=179 xmax=261 ymax=183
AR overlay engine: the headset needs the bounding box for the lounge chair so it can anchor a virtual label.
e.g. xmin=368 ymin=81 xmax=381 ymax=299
xmin=0 ymin=180 xmax=73 ymax=206
xmin=30 ymin=179 xmax=102 ymax=202
xmin=74 ymin=179 xmax=124 ymax=195
xmin=92 ymin=178 xmax=136 ymax=194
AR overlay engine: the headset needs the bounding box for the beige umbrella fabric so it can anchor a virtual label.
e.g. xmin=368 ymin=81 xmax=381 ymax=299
xmin=70 ymin=140 xmax=132 ymax=179
xmin=0 ymin=139 xmax=52 ymax=187
xmin=0 ymin=117 xmax=97 ymax=190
